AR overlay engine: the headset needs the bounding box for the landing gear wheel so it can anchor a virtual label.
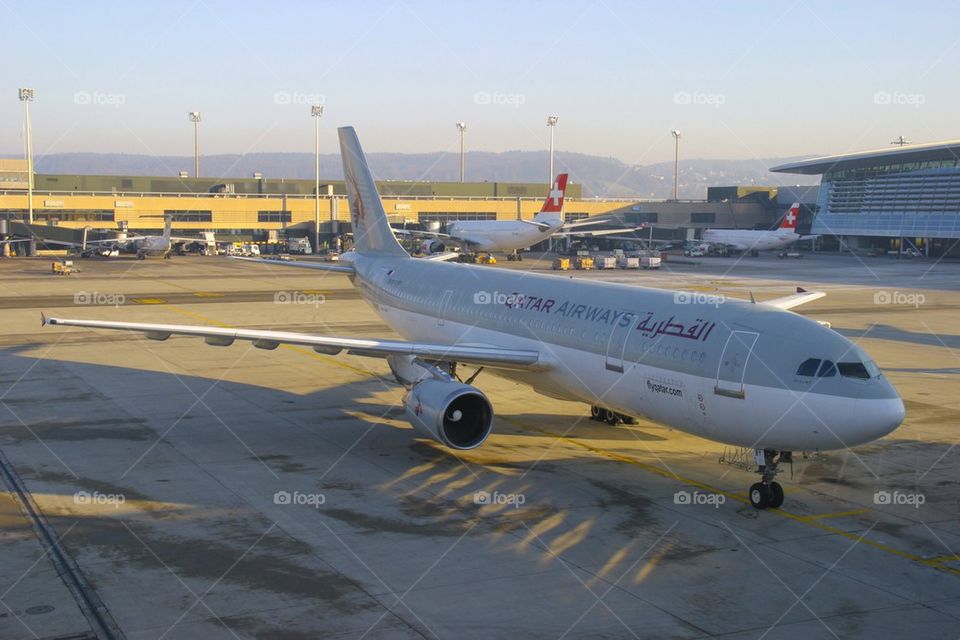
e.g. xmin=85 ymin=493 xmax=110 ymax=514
xmin=590 ymin=406 xmax=602 ymax=421
xmin=767 ymin=482 xmax=784 ymax=509
xmin=603 ymin=409 xmax=621 ymax=426
xmin=749 ymin=483 xmax=770 ymax=509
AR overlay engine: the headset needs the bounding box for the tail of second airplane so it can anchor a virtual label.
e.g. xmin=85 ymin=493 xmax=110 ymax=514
xmin=338 ymin=127 xmax=409 ymax=258
xmin=532 ymin=174 xmax=569 ymax=227
xmin=778 ymin=203 xmax=800 ymax=232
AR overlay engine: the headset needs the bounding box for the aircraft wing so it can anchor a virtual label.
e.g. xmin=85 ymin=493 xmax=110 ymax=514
xmin=393 ymin=228 xmax=453 ymax=240
xmin=423 ymin=252 xmax=461 ymax=262
xmin=762 ymin=288 xmax=826 ymax=310
xmin=38 ymin=238 xmax=123 ymax=247
xmin=552 ymin=226 xmax=646 ymax=238
xmin=228 ymin=256 xmax=355 ymax=273
xmin=41 ymin=314 xmax=543 ymax=369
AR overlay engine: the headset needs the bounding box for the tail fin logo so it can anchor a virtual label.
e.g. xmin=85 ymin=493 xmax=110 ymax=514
xmin=780 ymin=203 xmax=799 ymax=230
xmin=540 ymin=173 xmax=569 ymax=213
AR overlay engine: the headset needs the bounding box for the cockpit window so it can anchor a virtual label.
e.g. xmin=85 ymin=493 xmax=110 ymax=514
xmin=817 ymin=360 xmax=837 ymax=377
xmin=838 ymin=361 xmax=871 ymax=379
xmin=796 ymin=358 xmax=820 ymax=377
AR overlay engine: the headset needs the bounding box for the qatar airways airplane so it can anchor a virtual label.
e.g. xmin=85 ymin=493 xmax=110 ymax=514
xmin=43 ymin=127 xmax=904 ymax=510
xmin=702 ymin=203 xmax=818 ymax=253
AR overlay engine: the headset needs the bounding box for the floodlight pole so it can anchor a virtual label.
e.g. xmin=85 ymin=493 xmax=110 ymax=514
xmin=312 ymin=104 xmax=324 ymax=252
xmin=189 ymin=111 xmax=201 ymax=177
xmin=547 ymin=115 xmax=559 ymax=183
xmin=456 ymin=122 xmax=466 ymax=183
xmin=19 ymin=88 xmax=35 ymax=224
xmin=671 ymin=130 xmax=681 ymax=200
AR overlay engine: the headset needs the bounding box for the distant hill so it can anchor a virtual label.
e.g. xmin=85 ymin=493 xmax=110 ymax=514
xmin=6 ymin=150 xmax=819 ymax=199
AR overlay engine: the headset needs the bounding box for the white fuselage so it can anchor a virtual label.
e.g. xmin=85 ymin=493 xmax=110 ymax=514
xmin=702 ymin=228 xmax=802 ymax=252
xmin=347 ymin=254 xmax=903 ymax=453
xmin=124 ymin=235 xmax=170 ymax=256
xmin=446 ymin=219 xmax=562 ymax=252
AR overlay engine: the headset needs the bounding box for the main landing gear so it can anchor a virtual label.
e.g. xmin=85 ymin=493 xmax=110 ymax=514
xmin=748 ymin=449 xmax=791 ymax=509
xmin=589 ymin=405 xmax=639 ymax=426
xmin=506 ymin=251 xmax=524 ymax=262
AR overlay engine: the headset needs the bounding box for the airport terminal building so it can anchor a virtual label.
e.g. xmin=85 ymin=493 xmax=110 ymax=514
xmin=771 ymin=140 xmax=960 ymax=257
xmin=0 ymin=159 xmax=778 ymax=251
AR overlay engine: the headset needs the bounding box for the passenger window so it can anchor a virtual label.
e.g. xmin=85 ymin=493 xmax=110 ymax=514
xmin=796 ymin=358 xmax=821 ymax=377
xmin=838 ymin=362 xmax=871 ymax=379
xmin=817 ymin=360 xmax=837 ymax=377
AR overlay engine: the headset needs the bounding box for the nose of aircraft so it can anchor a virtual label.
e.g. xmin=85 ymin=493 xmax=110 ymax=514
xmin=855 ymin=396 xmax=905 ymax=443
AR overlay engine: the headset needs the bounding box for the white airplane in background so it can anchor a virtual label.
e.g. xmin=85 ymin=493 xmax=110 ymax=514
xmin=401 ymin=174 xmax=642 ymax=259
xmin=44 ymin=127 xmax=904 ymax=510
xmin=702 ymin=203 xmax=818 ymax=253
xmin=44 ymin=217 xmax=205 ymax=259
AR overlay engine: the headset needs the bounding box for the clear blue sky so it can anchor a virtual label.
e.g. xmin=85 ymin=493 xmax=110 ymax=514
xmin=2 ymin=0 xmax=958 ymax=165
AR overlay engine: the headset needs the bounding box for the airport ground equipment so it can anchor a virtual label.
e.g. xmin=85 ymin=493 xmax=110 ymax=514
xmin=51 ymin=259 xmax=77 ymax=275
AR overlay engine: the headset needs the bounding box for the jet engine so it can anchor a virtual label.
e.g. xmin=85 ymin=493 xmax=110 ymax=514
xmin=403 ymin=379 xmax=493 ymax=450
xmin=419 ymin=239 xmax=446 ymax=255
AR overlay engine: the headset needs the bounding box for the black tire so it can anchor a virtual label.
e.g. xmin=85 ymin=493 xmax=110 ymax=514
xmin=604 ymin=409 xmax=620 ymax=426
xmin=749 ymin=483 xmax=770 ymax=509
xmin=768 ymin=482 xmax=784 ymax=509
xmin=620 ymin=414 xmax=639 ymax=425
xmin=590 ymin=406 xmax=602 ymax=421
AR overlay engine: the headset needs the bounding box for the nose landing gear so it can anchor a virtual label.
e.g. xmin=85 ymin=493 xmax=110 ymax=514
xmin=749 ymin=449 xmax=791 ymax=509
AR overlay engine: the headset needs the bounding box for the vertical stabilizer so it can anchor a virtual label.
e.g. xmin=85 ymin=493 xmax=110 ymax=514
xmin=338 ymin=127 xmax=409 ymax=257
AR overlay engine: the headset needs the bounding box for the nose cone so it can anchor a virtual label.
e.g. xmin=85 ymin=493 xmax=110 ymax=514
xmin=855 ymin=396 xmax=905 ymax=444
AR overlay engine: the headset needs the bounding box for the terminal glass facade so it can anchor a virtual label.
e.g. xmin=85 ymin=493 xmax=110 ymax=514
xmin=813 ymin=159 xmax=960 ymax=238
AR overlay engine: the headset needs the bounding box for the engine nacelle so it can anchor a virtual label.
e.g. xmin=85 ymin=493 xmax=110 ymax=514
xmin=419 ymin=239 xmax=445 ymax=255
xmin=403 ymin=379 xmax=493 ymax=450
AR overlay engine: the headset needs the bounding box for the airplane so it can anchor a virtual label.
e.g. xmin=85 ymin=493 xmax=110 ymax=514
xmin=701 ymin=203 xmax=818 ymax=253
xmin=43 ymin=217 xmax=198 ymax=259
xmin=42 ymin=126 xmax=905 ymax=510
xmin=400 ymin=174 xmax=642 ymax=260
